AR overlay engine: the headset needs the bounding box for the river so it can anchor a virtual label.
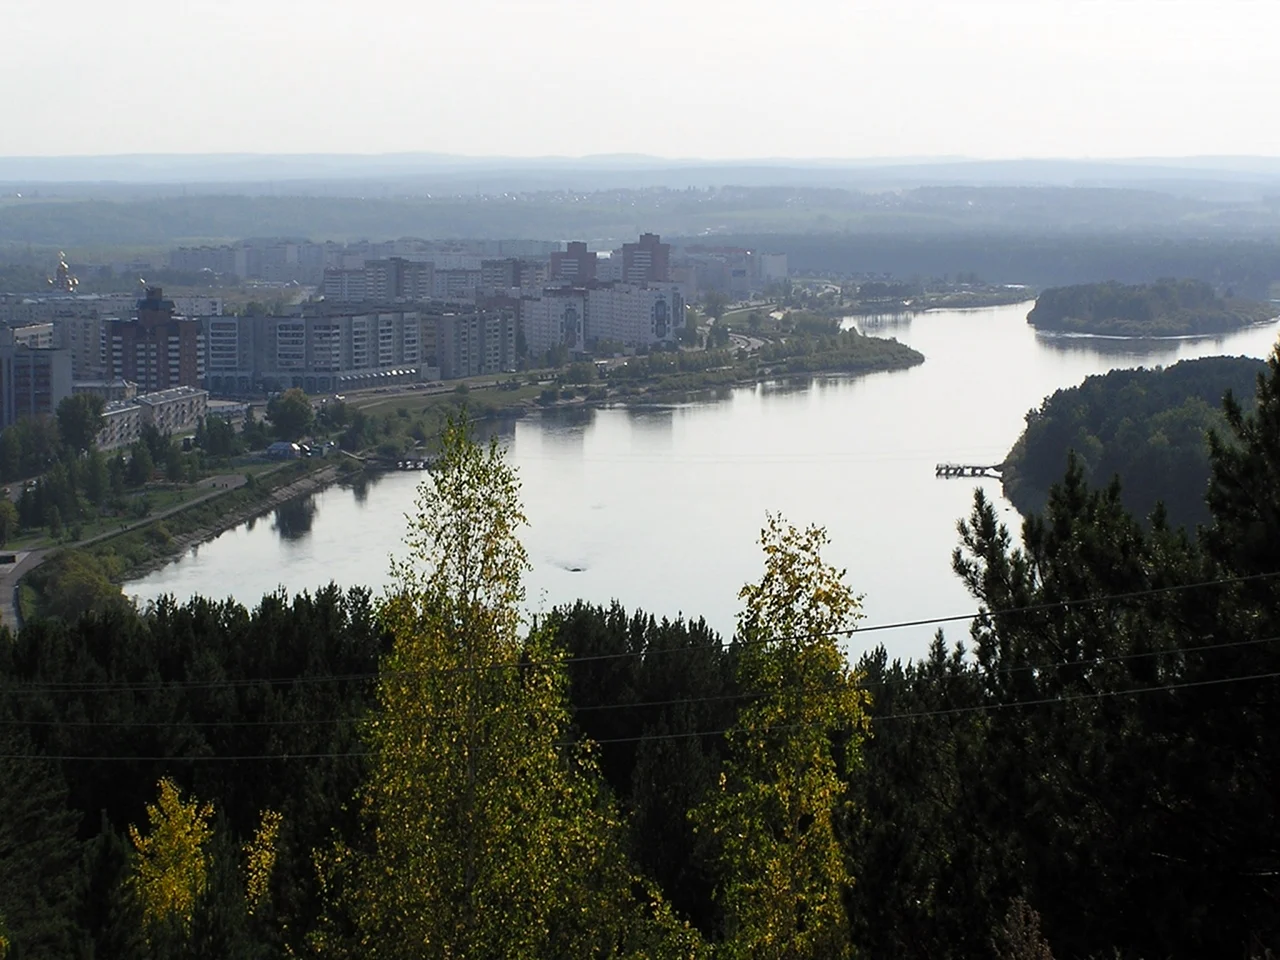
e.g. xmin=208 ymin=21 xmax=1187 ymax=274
xmin=127 ymin=302 xmax=1280 ymax=660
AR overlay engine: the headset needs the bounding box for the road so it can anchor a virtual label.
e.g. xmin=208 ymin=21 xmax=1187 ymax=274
xmin=0 ymin=473 xmax=247 ymax=633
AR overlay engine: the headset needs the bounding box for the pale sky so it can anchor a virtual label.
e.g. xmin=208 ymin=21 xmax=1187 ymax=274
xmin=3 ymin=0 xmax=1278 ymax=159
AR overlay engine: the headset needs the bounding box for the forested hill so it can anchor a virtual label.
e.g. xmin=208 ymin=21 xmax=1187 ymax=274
xmin=1026 ymin=278 xmax=1276 ymax=336
xmin=1002 ymin=355 xmax=1266 ymax=527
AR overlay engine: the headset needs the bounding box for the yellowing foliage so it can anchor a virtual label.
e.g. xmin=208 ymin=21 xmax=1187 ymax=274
xmin=244 ymin=808 xmax=283 ymax=915
xmin=321 ymin=419 xmax=706 ymax=960
xmin=695 ymin=515 xmax=871 ymax=960
xmin=128 ymin=777 xmax=215 ymax=939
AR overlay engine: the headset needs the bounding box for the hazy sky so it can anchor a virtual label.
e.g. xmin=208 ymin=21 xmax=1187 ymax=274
xmin=4 ymin=0 xmax=1278 ymax=159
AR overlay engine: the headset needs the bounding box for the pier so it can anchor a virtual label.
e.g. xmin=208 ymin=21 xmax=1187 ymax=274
xmin=935 ymin=463 xmax=1003 ymax=479
xmin=342 ymin=451 xmax=435 ymax=472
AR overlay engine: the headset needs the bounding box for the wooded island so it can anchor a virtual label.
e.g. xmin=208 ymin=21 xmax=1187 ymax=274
xmin=1027 ymin=278 xmax=1275 ymax=336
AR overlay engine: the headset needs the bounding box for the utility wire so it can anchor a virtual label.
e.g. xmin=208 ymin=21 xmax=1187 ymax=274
xmin=7 ymin=632 xmax=1280 ymax=729
xmin=5 ymin=568 xmax=1278 ymax=696
xmin=5 ymin=661 xmax=1280 ymax=761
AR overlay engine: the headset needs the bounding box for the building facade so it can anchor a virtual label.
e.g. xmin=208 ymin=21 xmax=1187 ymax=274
xmin=0 ymin=330 xmax=74 ymax=429
xmin=96 ymin=386 xmax=208 ymax=451
xmin=621 ymin=233 xmax=671 ymax=285
xmin=549 ymin=241 xmax=597 ymax=284
xmin=436 ymin=310 xmax=517 ymax=380
xmin=106 ymin=288 xmax=206 ymax=393
xmin=521 ymin=288 xmax=587 ymax=359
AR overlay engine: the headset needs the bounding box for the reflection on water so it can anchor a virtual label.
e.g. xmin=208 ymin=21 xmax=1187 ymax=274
xmin=273 ymin=496 xmax=318 ymax=540
xmin=1034 ymin=330 xmax=1236 ymax=361
xmin=847 ymin=313 xmax=915 ymax=331
xmin=127 ymin=303 xmax=1280 ymax=660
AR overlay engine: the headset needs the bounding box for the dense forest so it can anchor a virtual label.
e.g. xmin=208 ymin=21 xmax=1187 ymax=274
xmin=1026 ymin=279 xmax=1277 ymax=336
xmin=1002 ymin=356 xmax=1266 ymax=528
xmin=4 ymin=347 xmax=1280 ymax=958
xmin=713 ymin=233 xmax=1280 ymax=300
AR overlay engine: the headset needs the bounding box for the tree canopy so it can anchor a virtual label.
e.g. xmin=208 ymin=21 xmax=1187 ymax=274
xmin=266 ymin=388 xmax=314 ymax=442
xmin=1027 ymin=278 xmax=1275 ymax=336
xmin=1002 ymin=356 xmax=1265 ymax=527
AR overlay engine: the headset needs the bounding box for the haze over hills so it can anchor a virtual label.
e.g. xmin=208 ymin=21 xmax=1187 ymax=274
xmin=5 ymin=154 xmax=1280 ymax=199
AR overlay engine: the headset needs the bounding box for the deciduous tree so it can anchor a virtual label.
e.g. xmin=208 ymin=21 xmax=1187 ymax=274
xmin=330 ymin=420 xmax=700 ymax=960
xmin=695 ymin=515 xmax=870 ymax=960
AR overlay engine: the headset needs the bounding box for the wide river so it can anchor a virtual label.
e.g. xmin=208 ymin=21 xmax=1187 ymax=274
xmin=128 ymin=302 xmax=1280 ymax=660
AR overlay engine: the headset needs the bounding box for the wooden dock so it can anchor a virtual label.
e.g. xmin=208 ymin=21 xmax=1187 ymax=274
xmin=936 ymin=463 xmax=1003 ymax=479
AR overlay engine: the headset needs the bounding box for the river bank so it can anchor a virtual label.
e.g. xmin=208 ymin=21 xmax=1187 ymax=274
xmin=18 ymin=459 xmax=341 ymax=621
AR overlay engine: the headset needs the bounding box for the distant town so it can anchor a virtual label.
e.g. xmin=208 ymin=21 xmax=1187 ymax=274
xmin=0 ymin=233 xmax=789 ymax=445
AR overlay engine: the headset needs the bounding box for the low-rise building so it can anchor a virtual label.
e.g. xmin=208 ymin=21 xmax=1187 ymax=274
xmin=95 ymin=385 xmax=209 ymax=450
xmin=74 ymin=379 xmax=138 ymax=403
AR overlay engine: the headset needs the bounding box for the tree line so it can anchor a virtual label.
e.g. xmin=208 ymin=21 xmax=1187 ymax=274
xmin=1026 ymin=279 xmax=1275 ymax=337
xmin=1001 ymin=356 xmax=1266 ymax=529
xmin=3 ymin=343 xmax=1280 ymax=957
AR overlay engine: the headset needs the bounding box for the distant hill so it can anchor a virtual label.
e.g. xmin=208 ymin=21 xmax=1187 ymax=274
xmin=1026 ymin=279 xmax=1276 ymax=337
xmin=1002 ymin=356 xmax=1266 ymax=529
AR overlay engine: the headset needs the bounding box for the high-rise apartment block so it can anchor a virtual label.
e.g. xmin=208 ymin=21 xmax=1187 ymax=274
xmin=549 ymin=242 xmax=597 ymax=283
xmin=204 ymin=306 xmax=451 ymax=395
xmin=520 ymin=282 xmax=685 ymax=360
xmin=105 ymin=288 xmax=205 ymax=393
xmin=621 ymin=233 xmax=671 ymax=285
xmin=436 ymin=310 xmax=517 ymax=380
xmin=0 ymin=329 xmax=73 ymax=429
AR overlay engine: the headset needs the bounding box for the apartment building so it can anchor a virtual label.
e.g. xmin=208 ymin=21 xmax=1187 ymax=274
xmin=521 ymin=288 xmax=587 ymax=358
xmin=203 ymin=307 xmax=440 ymax=394
xmin=520 ymin=282 xmax=685 ymax=358
xmin=96 ymin=386 xmax=208 ymax=451
xmin=549 ymin=242 xmax=597 ymax=283
xmin=620 ymin=233 xmax=671 ymax=285
xmin=105 ymin=288 xmax=206 ymax=393
xmin=0 ymin=330 xmax=74 ymax=429
xmin=436 ymin=310 xmax=517 ymax=380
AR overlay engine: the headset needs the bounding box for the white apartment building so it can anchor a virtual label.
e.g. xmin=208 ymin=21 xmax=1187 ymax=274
xmin=96 ymin=386 xmax=209 ymax=451
xmin=522 ymin=289 xmax=586 ymax=359
xmin=584 ymin=283 xmax=685 ymax=346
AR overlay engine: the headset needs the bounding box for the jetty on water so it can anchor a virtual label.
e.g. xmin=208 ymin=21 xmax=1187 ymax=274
xmin=935 ymin=463 xmax=1004 ymax=479
xmin=342 ymin=451 xmax=435 ymax=472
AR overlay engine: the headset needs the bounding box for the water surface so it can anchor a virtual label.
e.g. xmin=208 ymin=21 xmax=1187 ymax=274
xmin=129 ymin=304 xmax=1280 ymax=660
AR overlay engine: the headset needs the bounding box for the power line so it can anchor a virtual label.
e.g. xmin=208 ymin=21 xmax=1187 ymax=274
xmin=5 ymin=568 xmax=1278 ymax=696
xmin=7 ymin=633 xmax=1280 ymax=730
xmin=4 ymin=662 xmax=1280 ymax=762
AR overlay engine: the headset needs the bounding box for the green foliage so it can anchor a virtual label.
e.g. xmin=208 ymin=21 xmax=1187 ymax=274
xmin=55 ymin=394 xmax=106 ymax=453
xmin=0 ymin=585 xmax=386 ymax=958
xmin=329 ymin=420 xmax=699 ymax=959
xmin=1028 ymin=279 xmax=1274 ymax=336
xmin=695 ymin=516 xmax=868 ymax=960
xmin=266 ymin=389 xmax=314 ymax=442
xmin=199 ymin=416 xmax=242 ymax=458
xmin=0 ymin=416 xmax=60 ymax=482
xmin=0 ymin=735 xmax=82 ymax=960
xmin=1003 ymin=357 xmax=1264 ymax=527
xmin=702 ymin=291 xmax=730 ymax=321
xmin=0 ymin=500 xmax=17 ymax=546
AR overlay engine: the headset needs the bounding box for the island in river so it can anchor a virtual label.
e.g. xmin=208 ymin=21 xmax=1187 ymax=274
xmin=1000 ymin=355 xmax=1266 ymax=529
xmin=1026 ymin=279 xmax=1276 ymax=337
